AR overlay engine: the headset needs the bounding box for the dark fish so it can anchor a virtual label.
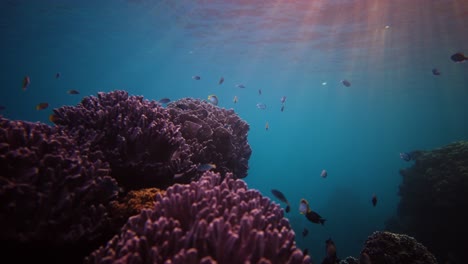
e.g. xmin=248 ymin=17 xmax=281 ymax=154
xmin=271 ymin=189 xmax=290 ymax=212
xmin=450 ymin=52 xmax=467 ymax=63
xmin=302 ymin=228 xmax=309 ymax=238
xmin=281 ymin=105 xmax=284 ymax=112
xmin=306 ymin=210 xmax=326 ymax=225
xmin=372 ymin=194 xmax=377 ymax=207
xmin=265 ymin=122 xmax=269 ymax=131
xmin=258 ymin=89 xmax=262 ymax=95
xmin=303 ymin=248 xmax=309 ymax=256
xmin=22 ymin=76 xmax=30 ymax=91
xmin=280 ymin=96 xmax=286 ymax=104
xmin=0 ymin=105 xmax=5 ymax=111
xmin=55 ymin=72 xmax=61 ymax=79
xmin=399 ymin=152 xmax=411 ymax=161
xmin=176 ymin=104 xmax=189 ymax=110
xmin=67 ymin=89 xmax=79 ymax=94
xmin=236 ymin=84 xmax=245 ymax=88
xmin=219 ymin=77 xmax=224 ymax=85
xmin=321 ymin=169 xmax=327 ymax=178
xmin=159 ymin=98 xmax=171 ymax=104
xmin=36 ymin=102 xmax=49 ymax=110
xmin=342 ymin=80 xmax=351 ymax=87
xmin=432 ymin=68 xmax=441 ymax=76
xmin=323 ymin=238 xmax=339 ymax=264
xmin=192 ymin=75 xmax=201 ymax=80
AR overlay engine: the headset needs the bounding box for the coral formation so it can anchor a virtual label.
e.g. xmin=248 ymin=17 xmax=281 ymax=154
xmin=0 ymin=118 xmax=119 ymax=243
xmin=388 ymin=141 xmax=468 ymax=263
xmin=167 ymin=98 xmax=251 ymax=179
xmin=360 ymin=231 xmax=437 ymax=264
xmin=86 ymin=171 xmax=310 ymax=264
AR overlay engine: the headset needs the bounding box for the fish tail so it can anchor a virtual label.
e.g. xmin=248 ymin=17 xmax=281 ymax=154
xmin=320 ymin=219 xmax=326 ymax=225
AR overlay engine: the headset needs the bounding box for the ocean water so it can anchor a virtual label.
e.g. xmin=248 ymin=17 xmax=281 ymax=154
xmin=1 ymin=0 xmax=467 ymax=262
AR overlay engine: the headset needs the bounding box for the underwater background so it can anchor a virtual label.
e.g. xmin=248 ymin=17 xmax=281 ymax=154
xmin=1 ymin=0 xmax=467 ymax=262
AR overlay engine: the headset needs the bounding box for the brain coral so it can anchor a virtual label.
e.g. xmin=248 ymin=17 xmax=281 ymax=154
xmin=0 ymin=117 xmax=119 ymax=243
xmin=167 ymin=98 xmax=251 ymax=179
xmin=86 ymin=171 xmax=310 ymax=264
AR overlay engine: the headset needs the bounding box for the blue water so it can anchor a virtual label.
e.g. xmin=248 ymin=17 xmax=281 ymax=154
xmin=1 ymin=0 xmax=468 ymax=261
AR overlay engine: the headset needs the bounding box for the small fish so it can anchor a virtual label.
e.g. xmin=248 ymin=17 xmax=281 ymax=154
xmin=265 ymin=122 xmax=269 ymax=131
xmin=280 ymin=96 xmax=286 ymax=104
xmin=36 ymin=102 xmax=49 ymax=110
xmin=49 ymin=113 xmax=58 ymax=123
xmin=159 ymin=98 xmax=170 ymax=104
xmin=67 ymin=89 xmax=80 ymax=95
xmin=400 ymin=152 xmax=412 ymax=161
xmin=219 ymin=77 xmax=224 ymax=85
xmin=22 ymin=76 xmax=30 ymax=91
xmin=450 ymin=52 xmax=467 ymax=63
xmin=233 ymin=96 xmax=238 ymax=103
xmin=271 ymin=189 xmax=290 ymax=213
xmin=280 ymin=105 xmax=284 ymax=112
xmin=236 ymin=84 xmax=245 ymax=88
xmin=197 ymin=163 xmax=216 ymax=172
xmin=207 ymin=94 xmax=219 ymax=106
xmin=432 ymin=68 xmax=441 ymax=76
xmin=321 ymin=169 xmax=328 ymax=178
xmin=322 ymin=82 xmax=327 ymax=86
xmin=300 ymin=198 xmax=326 ymax=225
xmin=0 ymin=105 xmax=5 ymax=111
xmin=55 ymin=72 xmax=61 ymax=79
xmin=342 ymin=79 xmax=351 ymax=87
xmin=372 ymin=194 xmax=377 ymax=207
xmin=256 ymin=103 xmax=266 ymax=110
xmin=258 ymin=89 xmax=262 ymax=95
xmin=324 ymin=238 xmax=339 ymax=263
xmin=192 ymin=75 xmax=201 ymax=80
xmin=302 ymin=228 xmax=309 ymax=238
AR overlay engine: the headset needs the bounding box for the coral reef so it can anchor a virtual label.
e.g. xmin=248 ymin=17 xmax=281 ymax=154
xmin=86 ymin=171 xmax=310 ymax=264
xmin=51 ymin=91 xmax=193 ymax=190
xmin=0 ymin=118 xmax=119 ymax=243
xmin=387 ymin=141 xmax=468 ymax=263
xmin=360 ymin=231 xmax=437 ymax=264
xmin=338 ymin=257 xmax=358 ymax=264
xmin=167 ymin=98 xmax=251 ymax=179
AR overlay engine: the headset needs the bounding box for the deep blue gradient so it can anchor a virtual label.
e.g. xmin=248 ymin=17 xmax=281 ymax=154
xmin=1 ymin=0 xmax=468 ymax=261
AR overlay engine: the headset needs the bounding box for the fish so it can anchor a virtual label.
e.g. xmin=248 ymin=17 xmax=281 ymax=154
xmin=300 ymin=198 xmax=326 ymax=225
xmin=197 ymin=163 xmax=216 ymax=172
xmin=219 ymin=77 xmax=224 ymax=85
xmin=236 ymin=84 xmax=245 ymax=88
xmin=400 ymin=152 xmax=412 ymax=161
xmin=321 ymin=169 xmax=328 ymax=178
xmin=372 ymin=194 xmax=377 ymax=207
xmin=280 ymin=96 xmax=287 ymax=104
xmin=450 ymin=52 xmax=467 ymax=63
xmin=271 ymin=189 xmax=291 ymax=213
xmin=49 ymin=113 xmax=59 ymax=123
xmin=256 ymin=103 xmax=266 ymax=110
xmin=67 ymin=89 xmax=80 ymax=95
xmin=302 ymin=228 xmax=309 ymax=238
xmin=55 ymin=72 xmax=61 ymax=79
xmin=233 ymin=96 xmax=238 ymax=103
xmin=192 ymin=75 xmax=201 ymax=80
xmin=323 ymin=238 xmax=339 ymax=264
xmin=258 ymin=89 xmax=262 ymax=95
xmin=36 ymin=102 xmax=49 ymax=110
xmin=265 ymin=122 xmax=269 ymax=131
xmin=158 ymin=98 xmax=171 ymax=104
xmin=0 ymin=105 xmax=5 ymax=111
xmin=22 ymin=76 xmax=30 ymax=91
xmin=342 ymin=80 xmax=351 ymax=87
xmin=281 ymin=105 xmax=284 ymax=112
xmin=432 ymin=68 xmax=441 ymax=76
xmin=208 ymin=95 xmax=218 ymax=106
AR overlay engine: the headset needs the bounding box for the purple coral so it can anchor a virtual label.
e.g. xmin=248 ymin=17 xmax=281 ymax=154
xmin=167 ymin=98 xmax=252 ymax=178
xmin=86 ymin=172 xmax=310 ymax=264
xmin=360 ymin=231 xmax=437 ymax=264
xmin=0 ymin=118 xmax=118 ymax=243
xmin=51 ymin=90 xmax=193 ymax=189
